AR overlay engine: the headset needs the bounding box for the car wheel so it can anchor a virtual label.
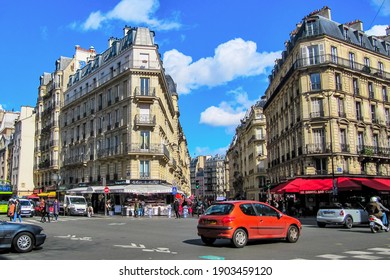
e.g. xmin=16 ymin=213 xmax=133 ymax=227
xmin=201 ymin=236 xmax=216 ymax=246
xmin=13 ymin=232 xmax=34 ymax=253
xmin=231 ymin=228 xmax=247 ymax=248
xmin=286 ymin=225 xmax=299 ymax=243
xmin=344 ymin=216 xmax=353 ymax=229
xmin=317 ymin=222 xmax=326 ymax=228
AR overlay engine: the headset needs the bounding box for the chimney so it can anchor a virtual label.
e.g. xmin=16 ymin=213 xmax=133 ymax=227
xmin=318 ymin=6 xmax=331 ymax=19
xmin=123 ymin=25 xmax=132 ymax=36
xmin=346 ymin=20 xmax=363 ymax=31
xmin=387 ymin=26 xmax=390 ymax=36
xmin=108 ymin=37 xmax=116 ymax=48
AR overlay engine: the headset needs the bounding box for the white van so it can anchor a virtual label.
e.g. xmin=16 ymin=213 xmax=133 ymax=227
xmin=63 ymin=195 xmax=87 ymax=216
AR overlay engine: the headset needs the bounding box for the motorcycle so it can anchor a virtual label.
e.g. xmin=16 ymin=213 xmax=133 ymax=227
xmin=369 ymin=214 xmax=389 ymax=233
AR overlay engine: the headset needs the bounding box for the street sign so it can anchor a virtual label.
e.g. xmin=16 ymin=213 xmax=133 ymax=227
xmin=171 ymin=186 xmax=177 ymax=195
xmin=104 ymin=186 xmax=110 ymax=194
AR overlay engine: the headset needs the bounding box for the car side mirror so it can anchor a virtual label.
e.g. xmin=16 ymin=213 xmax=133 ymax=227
xmin=277 ymin=212 xmax=283 ymax=219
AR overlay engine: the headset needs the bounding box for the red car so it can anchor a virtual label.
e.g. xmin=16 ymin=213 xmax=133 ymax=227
xmin=197 ymin=200 xmax=302 ymax=248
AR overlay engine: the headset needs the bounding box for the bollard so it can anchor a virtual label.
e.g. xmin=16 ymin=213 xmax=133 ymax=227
xmin=148 ymin=207 xmax=153 ymax=218
xmin=167 ymin=205 xmax=172 ymax=218
xmin=183 ymin=205 xmax=188 ymax=218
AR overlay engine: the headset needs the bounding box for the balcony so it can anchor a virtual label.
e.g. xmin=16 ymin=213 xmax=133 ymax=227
xmin=135 ymin=114 xmax=156 ymax=127
xmin=134 ymin=87 xmax=156 ymax=103
xmin=306 ymin=143 xmax=329 ymax=154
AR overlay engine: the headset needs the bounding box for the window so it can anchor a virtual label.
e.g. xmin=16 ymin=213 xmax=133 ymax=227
xmin=386 ymin=108 xmax=390 ymax=125
xmin=140 ymin=160 xmax=150 ymax=178
xmin=368 ymin=82 xmax=374 ymax=98
xmin=310 ymin=73 xmax=321 ymax=90
xmin=253 ymin=203 xmax=279 ymax=217
xmin=140 ymin=131 xmax=150 ymax=150
xmin=313 ymin=128 xmax=325 ymax=152
xmin=357 ymin=132 xmax=364 ymax=152
xmin=311 ymin=98 xmax=323 ymax=117
xmin=373 ymin=134 xmax=379 ymax=153
xmin=335 ymin=73 xmax=342 ymax=90
xmin=353 ymin=78 xmax=359 ymax=95
xmin=239 ymin=204 xmax=257 ymax=216
xmin=301 ymin=44 xmax=324 ymax=66
xmin=382 ymin=86 xmax=388 ymax=102
xmin=378 ymin=61 xmax=384 ymax=74
xmin=355 ymin=102 xmax=362 ymax=121
xmin=349 ymin=52 xmax=355 ymax=69
xmin=340 ymin=129 xmax=347 ymax=152
xmin=343 ymin=28 xmax=349 ymax=41
xmin=306 ymin=21 xmax=316 ymax=36
xmin=371 ymin=104 xmax=377 ymax=123
xmin=338 ymin=98 xmax=345 ymax=117
xmin=364 ymin=57 xmax=370 ymax=67
xmin=331 ymin=46 xmax=338 ymax=64
xmin=359 ymin=33 xmax=364 ymax=46
xmin=140 ymin=78 xmax=150 ymax=95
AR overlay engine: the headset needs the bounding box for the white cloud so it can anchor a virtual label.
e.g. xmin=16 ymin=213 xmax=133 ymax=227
xmin=78 ymin=0 xmax=181 ymax=31
xmin=163 ymin=38 xmax=281 ymax=94
xmin=365 ymin=24 xmax=388 ymax=36
xmin=200 ymin=87 xmax=257 ymax=127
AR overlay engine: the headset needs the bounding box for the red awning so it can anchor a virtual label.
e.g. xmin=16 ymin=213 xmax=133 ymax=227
xmin=337 ymin=177 xmax=362 ymax=190
xmin=272 ymin=177 xmax=362 ymax=194
xmin=27 ymin=194 xmax=39 ymax=199
xmin=352 ymin=178 xmax=390 ymax=191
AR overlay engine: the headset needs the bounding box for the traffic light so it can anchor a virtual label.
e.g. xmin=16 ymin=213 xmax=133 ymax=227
xmin=195 ymin=180 xmax=199 ymax=189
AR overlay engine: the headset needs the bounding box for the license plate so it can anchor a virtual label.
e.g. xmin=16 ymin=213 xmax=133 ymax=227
xmin=205 ymin=220 xmax=216 ymax=225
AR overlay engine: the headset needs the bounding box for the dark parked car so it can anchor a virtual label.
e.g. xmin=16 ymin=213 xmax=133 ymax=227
xmin=0 ymin=220 xmax=46 ymax=253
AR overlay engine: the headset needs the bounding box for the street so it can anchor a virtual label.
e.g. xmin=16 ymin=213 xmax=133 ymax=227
xmin=1 ymin=214 xmax=390 ymax=260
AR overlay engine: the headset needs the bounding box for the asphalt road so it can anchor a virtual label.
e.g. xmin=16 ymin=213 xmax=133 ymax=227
xmin=1 ymin=214 xmax=390 ymax=260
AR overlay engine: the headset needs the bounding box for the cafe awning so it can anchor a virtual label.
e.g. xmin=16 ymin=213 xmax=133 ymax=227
xmin=272 ymin=177 xmax=362 ymax=194
xmin=351 ymin=178 xmax=390 ymax=192
xmin=66 ymin=184 xmax=183 ymax=195
xmin=37 ymin=191 xmax=57 ymax=197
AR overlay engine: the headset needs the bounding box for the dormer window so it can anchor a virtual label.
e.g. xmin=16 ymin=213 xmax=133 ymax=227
xmin=306 ymin=20 xmax=316 ymax=36
xmin=343 ymin=27 xmax=349 ymax=41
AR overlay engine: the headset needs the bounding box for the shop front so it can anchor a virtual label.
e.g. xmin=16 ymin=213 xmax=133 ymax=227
xmin=271 ymin=177 xmax=390 ymax=216
xmin=66 ymin=180 xmax=184 ymax=216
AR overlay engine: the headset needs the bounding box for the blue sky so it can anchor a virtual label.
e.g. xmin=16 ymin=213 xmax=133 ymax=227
xmin=1 ymin=0 xmax=389 ymax=157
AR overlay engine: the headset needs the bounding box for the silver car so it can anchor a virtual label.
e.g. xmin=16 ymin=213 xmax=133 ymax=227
xmin=316 ymin=203 xmax=369 ymax=229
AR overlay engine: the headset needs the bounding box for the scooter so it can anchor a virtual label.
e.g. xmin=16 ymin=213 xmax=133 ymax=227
xmin=369 ymin=214 xmax=389 ymax=233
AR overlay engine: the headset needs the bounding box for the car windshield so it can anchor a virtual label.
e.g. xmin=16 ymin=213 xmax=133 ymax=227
xmin=204 ymin=203 xmax=234 ymax=215
xmin=19 ymin=200 xmax=31 ymax=206
xmin=69 ymin=197 xmax=86 ymax=204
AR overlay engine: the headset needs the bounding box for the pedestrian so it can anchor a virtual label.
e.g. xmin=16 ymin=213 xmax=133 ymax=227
xmin=105 ymin=199 xmax=112 ymax=215
xmin=53 ymin=199 xmax=60 ymax=221
xmin=45 ymin=200 xmax=51 ymax=222
xmin=133 ymin=199 xmax=140 ymax=217
xmin=40 ymin=198 xmax=46 ymax=222
xmin=173 ymin=198 xmax=180 ymax=219
xmin=13 ymin=199 xmax=22 ymax=223
xmin=7 ymin=200 xmax=15 ymax=222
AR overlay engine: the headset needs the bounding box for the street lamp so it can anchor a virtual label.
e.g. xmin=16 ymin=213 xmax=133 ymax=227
xmin=320 ymin=92 xmax=338 ymax=198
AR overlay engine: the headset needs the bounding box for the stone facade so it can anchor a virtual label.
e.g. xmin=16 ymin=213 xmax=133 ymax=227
xmin=263 ymin=6 xmax=390 ymax=186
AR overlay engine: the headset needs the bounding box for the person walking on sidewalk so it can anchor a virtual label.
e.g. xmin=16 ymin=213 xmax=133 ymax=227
xmin=40 ymin=198 xmax=47 ymax=223
xmin=53 ymin=199 xmax=60 ymax=221
xmin=12 ymin=199 xmax=22 ymax=223
xmin=7 ymin=200 xmax=15 ymax=222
